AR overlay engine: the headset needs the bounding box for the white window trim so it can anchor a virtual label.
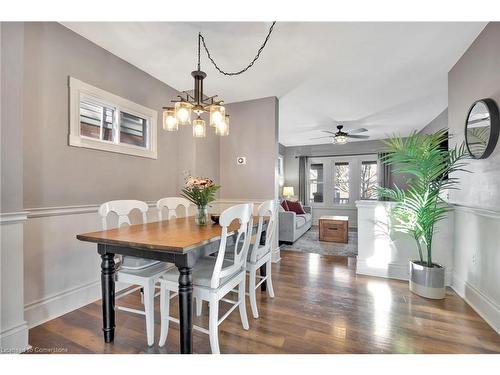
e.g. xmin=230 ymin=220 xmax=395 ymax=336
xmin=308 ymin=154 xmax=378 ymax=209
xmin=69 ymin=77 xmax=158 ymax=159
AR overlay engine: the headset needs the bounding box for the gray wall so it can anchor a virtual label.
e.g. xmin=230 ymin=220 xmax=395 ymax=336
xmin=449 ymin=22 xmax=500 ymax=210
xmin=447 ymin=21 xmax=500 ymax=333
xmin=22 ymin=22 xmax=209 ymax=209
xmin=1 ymin=23 xmax=24 ymax=213
xmin=220 ymin=97 xmax=279 ymax=200
xmin=419 ymin=108 xmax=448 ymax=135
xmin=2 ymin=22 xmax=277 ymax=212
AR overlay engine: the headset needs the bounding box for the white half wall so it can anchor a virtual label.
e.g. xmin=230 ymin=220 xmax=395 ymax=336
xmin=451 ymin=205 xmax=500 ymax=334
xmin=1 ymin=213 xmax=29 ymax=353
xmin=356 ymin=200 xmax=454 ymax=284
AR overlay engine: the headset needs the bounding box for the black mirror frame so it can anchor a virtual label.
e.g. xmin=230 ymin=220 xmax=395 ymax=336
xmin=465 ymin=98 xmax=500 ymax=159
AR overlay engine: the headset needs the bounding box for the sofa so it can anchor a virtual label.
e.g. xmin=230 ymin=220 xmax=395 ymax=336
xmin=278 ymin=205 xmax=312 ymax=244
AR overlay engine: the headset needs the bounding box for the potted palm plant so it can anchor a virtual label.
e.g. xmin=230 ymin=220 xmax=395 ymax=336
xmin=379 ymin=129 xmax=469 ymax=299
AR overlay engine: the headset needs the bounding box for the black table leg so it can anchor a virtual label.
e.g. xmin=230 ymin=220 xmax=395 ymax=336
xmin=178 ymin=266 xmax=193 ymax=354
xmin=259 ymin=264 xmax=267 ymax=291
xmin=100 ymin=252 xmax=115 ymax=343
xmin=259 ymin=230 xmax=267 ymax=291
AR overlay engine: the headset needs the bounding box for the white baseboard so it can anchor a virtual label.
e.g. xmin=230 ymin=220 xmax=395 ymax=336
xmin=0 ymin=322 xmax=29 ymax=353
xmin=356 ymin=258 xmax=409 ymax=281
xmin=356 ymin=258 xmax=452 ymax=285
xmin=24 ymin=279 xmax=101 ymax=328
xmin=24 ymin=277 xmax=129 ymax=329
xmin=451 ymin=274 xmax=500 ymax=334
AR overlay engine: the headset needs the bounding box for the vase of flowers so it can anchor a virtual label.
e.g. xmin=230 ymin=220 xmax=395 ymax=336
xmin=181 ymin=176 xmax=220 ymax=225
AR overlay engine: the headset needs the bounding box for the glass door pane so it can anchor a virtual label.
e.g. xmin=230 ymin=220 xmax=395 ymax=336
xmin=360 ymin=161 xmax=378 ymax=199
xmin=309 ymin=163 xmax=324 ymax=203
xmin=79 ymin=96 xmax=115 ymax=142
xmin=119 ymin=111 xmax=148 ymax=147
xmin=334 ymin=162 xmax=350 ymax=204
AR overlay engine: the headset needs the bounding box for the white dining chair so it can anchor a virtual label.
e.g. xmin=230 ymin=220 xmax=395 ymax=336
xmin=158 ymin=203 xmax=254 ymax=354
xmin=246 ymin=200 xmax=278 ymax=318
xmin=156 ymin=197 xmax=191 ymax=221
xmin=98 ymin=200 xmax=171 ymax=346
xmin=223 ymin=200 xmax=277 ymax=318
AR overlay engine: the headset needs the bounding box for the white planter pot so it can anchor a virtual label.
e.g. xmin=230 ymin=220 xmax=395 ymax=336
xmin=409 ymin=260 xmax=446 ymax=299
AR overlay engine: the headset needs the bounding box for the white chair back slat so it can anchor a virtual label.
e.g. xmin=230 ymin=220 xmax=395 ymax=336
xmin=210 ymin=203 xmax=254 ymax=288
xmin=249 ymin=200 xmax=278 ymax=263
xmin=156 ymin=197 xmax=191 ymax=221
xmin=98 ymin=200 xmax=149 ymax=230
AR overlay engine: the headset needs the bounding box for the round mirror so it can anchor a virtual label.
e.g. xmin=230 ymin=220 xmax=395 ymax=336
xmin=465 ymin=98 xmax=499 ymax=159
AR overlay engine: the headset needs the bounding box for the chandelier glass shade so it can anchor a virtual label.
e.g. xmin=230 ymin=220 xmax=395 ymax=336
xmin=162 ymin=107 xmax=178 ymax=131
xmin=209 ymin=105 xmax=225 ymax=127
xmin=215 ymin=115 xmax=230 ymax=136
xmin=193 ymin=117 xmax=206 ymax=138
xmin=174 ymin=101 xmax=193 ymax=125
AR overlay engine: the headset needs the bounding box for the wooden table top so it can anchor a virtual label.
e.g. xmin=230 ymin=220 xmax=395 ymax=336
xmin=319 ymin=215 xmax=349 ymax=222
xmin=77 ymin=216 xmax=264 ymax=253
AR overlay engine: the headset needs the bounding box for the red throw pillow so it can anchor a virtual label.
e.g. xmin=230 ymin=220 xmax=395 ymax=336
xmin=286 ymin=200 xmax=306 ymax=214
xmin=280 ymin=200 xmax=289 ymax=211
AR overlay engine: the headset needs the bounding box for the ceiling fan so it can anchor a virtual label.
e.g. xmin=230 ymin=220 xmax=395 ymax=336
xmin=311 ymin=125 xmax=369 ymax=144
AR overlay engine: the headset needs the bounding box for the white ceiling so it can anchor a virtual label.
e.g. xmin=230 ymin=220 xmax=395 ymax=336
xmin=61 ymin=22 xmax=486 ymax=146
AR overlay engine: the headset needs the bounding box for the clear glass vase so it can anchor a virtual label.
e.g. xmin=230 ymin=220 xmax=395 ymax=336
xmin=195 ymin=206 xmax=208 ymax=225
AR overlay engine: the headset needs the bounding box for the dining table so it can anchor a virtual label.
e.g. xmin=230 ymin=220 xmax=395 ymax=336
xmin=76 ymin=215 xmax=268 ymax=354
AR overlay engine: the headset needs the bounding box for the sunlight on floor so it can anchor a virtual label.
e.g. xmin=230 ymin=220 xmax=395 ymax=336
xmin=367 ymin=280 xmax=393 ymax=338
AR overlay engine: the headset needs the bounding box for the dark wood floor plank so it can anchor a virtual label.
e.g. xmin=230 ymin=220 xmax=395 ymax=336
xmin=26 ymin=251 xmax=500 ymax=354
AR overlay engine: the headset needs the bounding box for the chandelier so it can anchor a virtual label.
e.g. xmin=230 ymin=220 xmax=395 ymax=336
xmin=162 ymin=22 xmax=276 ymax=138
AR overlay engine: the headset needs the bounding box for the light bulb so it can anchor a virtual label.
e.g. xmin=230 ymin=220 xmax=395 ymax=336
xmin=162 ymin=108 xmax=178 ymax=131
xmin=175 ymin=101 xmax=192 ymax=125
xmin=210 ymin=105 xmax=225 ymax=127
xmin=193 ymin=117 xmax=206 ymax=138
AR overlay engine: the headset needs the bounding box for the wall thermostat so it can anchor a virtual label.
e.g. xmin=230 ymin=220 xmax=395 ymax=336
xmin=237 ymin=157 xmax=246 ymax=165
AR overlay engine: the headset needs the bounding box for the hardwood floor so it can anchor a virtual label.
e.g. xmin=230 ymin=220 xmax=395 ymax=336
xmin=28 ymin=251 xmax=500 ymax=354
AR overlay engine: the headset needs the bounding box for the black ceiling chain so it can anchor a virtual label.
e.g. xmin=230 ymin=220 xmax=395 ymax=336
xmin=198 ymin=22 xmax=276 ymax=76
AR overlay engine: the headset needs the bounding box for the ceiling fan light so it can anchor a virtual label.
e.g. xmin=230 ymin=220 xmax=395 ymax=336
xmin=162 ymin=108 xmax=178 ymax=131
xmin=193 ymin=117 xmax=206 ymax=138
xmin=215 ymin=115 xmax=230 ymax=136
xmin=335 ymin=135 xmax=347 ymax=144
xmin=209 ymin=105 xmax=225 ymax=127
xmin=175 ymin=101 xmax=193 ymax=125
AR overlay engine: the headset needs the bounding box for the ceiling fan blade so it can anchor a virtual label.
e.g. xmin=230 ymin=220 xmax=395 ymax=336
xmin=346 ymin=134 xmax=370 ymax=139
xmin=310 ymin=136 xmax=333 ymax=140
xmin=348 ymin=128 xmax=368 ymax=134
xmin=321 ymin=130 xmax=337 ymax=135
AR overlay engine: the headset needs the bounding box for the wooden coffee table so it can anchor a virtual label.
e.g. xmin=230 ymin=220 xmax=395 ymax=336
xmin=319 ymin=215 xmax=349 ymax=243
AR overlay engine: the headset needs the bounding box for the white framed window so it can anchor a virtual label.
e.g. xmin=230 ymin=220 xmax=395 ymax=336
xmin=69 ymin=77 xmax=158 ymax=159
xmin=307 ymin=154 xmax=378 ymax=207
